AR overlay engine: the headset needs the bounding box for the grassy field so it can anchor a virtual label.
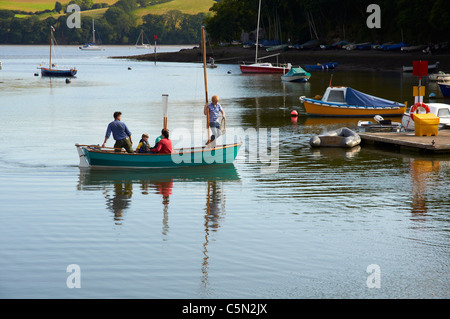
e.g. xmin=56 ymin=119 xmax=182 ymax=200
xmin=134 ymin=0 xmax=214 ymax=16
xmin=35 ymin=7 xmax=108 ymax=20
xmin=0 ymin=0 xmax=213 ymax=14
xmin=2 ymin=0 xmax=215 ymax=21
xmin=0 ymin=0 xmax=118 ymax=12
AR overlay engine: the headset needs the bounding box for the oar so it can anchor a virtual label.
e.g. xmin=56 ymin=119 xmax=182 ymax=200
xmin=201 ymin=26 xmax=211 ymax=145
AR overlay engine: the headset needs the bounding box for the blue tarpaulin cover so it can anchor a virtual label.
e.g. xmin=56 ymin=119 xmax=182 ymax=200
xmin=345 ymin=87 xmax=403 ymax=108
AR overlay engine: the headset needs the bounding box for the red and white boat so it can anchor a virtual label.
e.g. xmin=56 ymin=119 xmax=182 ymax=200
xmin=239 ymin=0 xmax=291 ymax=74
xmin=240 ymin=61 xmax=291 ymax=74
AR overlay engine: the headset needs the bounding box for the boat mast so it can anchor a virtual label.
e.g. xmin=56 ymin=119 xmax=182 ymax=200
xmin=255 ymin=0 xmax=261 ymax=63
xmin=92 ymin=19 xmax=95 ymax=44
xmin=49 ymin=26 xmax=52 ymax=69
xmin=202 ymin=26 xmax=211 ymax=145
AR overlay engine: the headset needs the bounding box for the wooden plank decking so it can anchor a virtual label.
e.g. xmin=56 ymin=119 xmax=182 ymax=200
xmin=359 ymin=130 xmax=450 ymax=154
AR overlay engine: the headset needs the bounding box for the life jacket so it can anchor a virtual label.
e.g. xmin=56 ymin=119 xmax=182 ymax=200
xmin=137 ymin=139 xmax=150 ymax=153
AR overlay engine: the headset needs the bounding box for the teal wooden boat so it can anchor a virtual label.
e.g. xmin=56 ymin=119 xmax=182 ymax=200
xmin=75 ymin=143 xmax=242 ymax=168
xmin=77 ymin=27 xmax=242 ymax=170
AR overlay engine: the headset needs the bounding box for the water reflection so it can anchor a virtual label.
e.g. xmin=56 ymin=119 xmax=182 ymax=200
xmin=77 ymin=165 xmax=240 ymax=225
xmin=409 ymin=158 xmax=440 ymax=219
xmin=310 ymin=145 xmax=361 ymax=160
xmin=105 ymin=182 xmax=133 ymax=225
xmin=202 ymin=179 xmax=227 ymax=289
xmin=77 ymin=165 xmax=240 ymax=293
xmin=362 ymin=147 xmax=449 ymax=223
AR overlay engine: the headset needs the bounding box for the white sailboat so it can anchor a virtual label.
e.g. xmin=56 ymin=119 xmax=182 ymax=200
xmin=135 ymin=29 xmax=151 ymax=49
xmin=80 ymin=19 xmax=102 ymax=51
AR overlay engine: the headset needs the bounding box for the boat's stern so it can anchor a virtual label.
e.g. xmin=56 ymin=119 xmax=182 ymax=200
xmin=75 ymin=144 xmax=90 ymax=168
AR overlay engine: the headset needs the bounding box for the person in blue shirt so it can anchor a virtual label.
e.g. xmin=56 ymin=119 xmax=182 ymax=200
xmin=204 ymin=95 xmax=225 ymax=145
xmin=102 ymin=111 xmax=134 ymax=153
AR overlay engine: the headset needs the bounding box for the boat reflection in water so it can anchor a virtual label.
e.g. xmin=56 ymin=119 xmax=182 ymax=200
xmin=77 ymin=164 xmax=240 ymax=288
xmin=77 ymin=164 xmax=240 ymax=223
xmin=310 ymin=145 xmax=361 ymax=160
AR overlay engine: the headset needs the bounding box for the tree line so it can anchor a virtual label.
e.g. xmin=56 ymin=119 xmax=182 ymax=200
xmin=1 ymin=0 xmax=448 ymax=46
xmin=205 ymin=0 xmax=450 ymax=45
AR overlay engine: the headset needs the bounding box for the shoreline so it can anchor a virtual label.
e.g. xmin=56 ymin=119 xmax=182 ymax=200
xmin=111 ymin=46 xmax=450 ymax=72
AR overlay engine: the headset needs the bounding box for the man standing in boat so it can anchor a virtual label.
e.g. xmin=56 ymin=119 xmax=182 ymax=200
xmin=204 ymin=95 xmax=225 ymax=145
xmin=102 ymin=111 xmax=134 ymax=153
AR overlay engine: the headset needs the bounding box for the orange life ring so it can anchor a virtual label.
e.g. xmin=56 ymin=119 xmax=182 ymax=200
xmin=410 ymin=102 xmax=430 ymax=121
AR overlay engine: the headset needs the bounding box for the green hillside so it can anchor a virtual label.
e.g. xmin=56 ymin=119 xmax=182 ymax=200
xmin=135 ymin=0 xmax=214 ymax=16
xmin=0 ymin=0 xmax=214 ymax=44
xmin=0 ymin=0 xmax=214 ymax=17
xmin=0 ymin=0 xmax=118 ymax=12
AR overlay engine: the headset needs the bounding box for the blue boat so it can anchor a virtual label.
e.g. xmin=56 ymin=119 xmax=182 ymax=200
xmin=40 ymin=26 xmax=77 ymax=77
xmin=40 ymin=66 xmax=77 ymax=77
xmin=382 ymin=42 xmax=409 ymax=51
xmin=357 ymin=43 xmax=372 ymax=50
xmin=438 ymin=82 xmax=450 ymax=97
xmin=304 ymin=62 xmax=338 ymax=71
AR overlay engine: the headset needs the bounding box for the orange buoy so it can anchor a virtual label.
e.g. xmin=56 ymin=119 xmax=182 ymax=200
xmin=410 ymin=102 xmax=430 ymax=121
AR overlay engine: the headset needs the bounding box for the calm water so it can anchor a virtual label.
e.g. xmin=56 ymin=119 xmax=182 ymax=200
xmin=0 ymin=45 xmax=449 ymax=299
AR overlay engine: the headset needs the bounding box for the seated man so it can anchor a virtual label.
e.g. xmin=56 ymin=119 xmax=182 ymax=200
xmin=150 ymin=129 xmax=172 ymax=154
xmin=136 ymin=133 xmax=151 ymax=153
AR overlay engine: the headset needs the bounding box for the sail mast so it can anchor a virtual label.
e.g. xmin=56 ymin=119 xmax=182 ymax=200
xmin=202 ymin=26 xmax=211 ymax=145
xmin=92 ymin=19 xmax=95 ymax=44
xmin=255 ymin=0 xmax=261 ymax=63
xmin=49 ymin=26 xmax=52 ymax=69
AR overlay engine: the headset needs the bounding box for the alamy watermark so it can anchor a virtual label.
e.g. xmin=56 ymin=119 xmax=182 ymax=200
xmin=66 ymin=264 xmax=81 ymax=288
xmin=366 ymin=4 xmax=381 ymax=29
xmin=366 ymin=264 xmax=381 ymax=289
xmin=170 ymin=120 xmax=279 ymax=174
xmin=66 ymin=4 xmax=81 ymax=29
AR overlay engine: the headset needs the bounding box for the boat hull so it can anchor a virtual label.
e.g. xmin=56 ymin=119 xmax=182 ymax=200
xmin=41 ymin=68 xmax=77 ymax=77
xmin=304 ymin=62 xmax=337 ymax=71
xmin=79 ymin=44 xmax=102 ymax=51
xmin=310 ymin=127 xmax=361 ymax=148
xmin=438 ymin=82 xmax=450 ymax=97
xmin=301 ymin=99 xmax=406 ymax=117
xmin=240 ymin=64 xmax=290 ymax=74
xmin=281 ymin=75 xmax=310 ymax=82
xmin=76 ymin=143 xmax=242 ymax=168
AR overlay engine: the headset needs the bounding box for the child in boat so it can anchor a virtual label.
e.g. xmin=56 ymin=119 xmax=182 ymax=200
xmin=154 ymin=129 xmax=164 ymax=146
xmin=150 ymin=129 xmax=172 ymax=154
xmin=136 ymin=134 xmax=151 ymax=153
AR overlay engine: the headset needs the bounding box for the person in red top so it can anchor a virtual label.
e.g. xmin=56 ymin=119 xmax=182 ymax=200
xmin=150 ymin=129 xmax=172 ymax=154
